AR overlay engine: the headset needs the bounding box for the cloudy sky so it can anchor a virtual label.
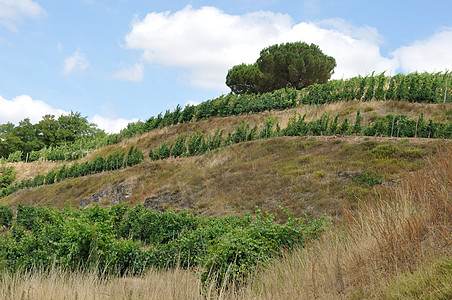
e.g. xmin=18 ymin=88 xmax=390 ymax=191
xmin=1 ymin=0 xmax=452 ymax=133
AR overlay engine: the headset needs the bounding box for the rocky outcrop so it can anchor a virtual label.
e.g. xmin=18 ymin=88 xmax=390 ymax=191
xmin=144 ymin=191 xmax=184 ymax=211
xmin=79 ymin=181 xmax=134 ymax=208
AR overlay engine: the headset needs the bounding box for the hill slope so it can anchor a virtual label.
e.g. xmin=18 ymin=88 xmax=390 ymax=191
xmin=2 ymin=100 xmax=450 ymax=219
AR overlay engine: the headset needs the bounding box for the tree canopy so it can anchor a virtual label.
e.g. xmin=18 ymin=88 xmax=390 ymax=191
xmin=226 ymin=42 xmax=336 ymax=94
xmin=0 ymin=112 xmax=105 ymax=159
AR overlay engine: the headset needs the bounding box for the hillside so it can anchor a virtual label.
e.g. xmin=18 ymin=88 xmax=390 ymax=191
xmin=1 ymin=100 xmax=451 ymax=220
xmin=0 ymin=105 xmax=450 ymax=299
xmin=1 ymin=74 xmax=452 ymax=299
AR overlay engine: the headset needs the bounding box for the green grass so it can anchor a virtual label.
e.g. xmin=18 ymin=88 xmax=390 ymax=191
xmin=380 ymin=255 xmax=452 ymax=299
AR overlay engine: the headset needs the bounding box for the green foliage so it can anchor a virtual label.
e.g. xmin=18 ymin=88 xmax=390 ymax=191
xmin=148 ymin=111 xmax=451 ymax=164
xmin=171 ymin=135 xmax=187 ymax=158
xmin=126 ymin=146 xmax=144 ymax=167
xmin=0 ymin=113 xmax=104 ymax=161
xmin=353 ymin=110 xmax=363 ymax=135
xmin=226 ymin=63 xmax=269 ymax=94
xmin=44 ymin=170 xmax=56 ymax=185
xmin=7 ymin=151 xmax=22 ymax=163
xmin=0 ymin=205 xmax=327 ymax=286
xmin=1 ymin=72 xmax=450 ymax=164
xmin=31 ymin=174 xmax=45 ymax=187
xmin=353 ymin=170 xmax=382 ymax=188
xmin=0 ymin=164 xmax=16 ymax=189
xmin=372 ymin=144 xmax=400 ymax=159
xmin=257 ymin=42 xmax=336 ymax=91
xmin=0 ymin=146 xmax=144 ymax=199
xmin=0 ymin=206 xmax=13 ymax=228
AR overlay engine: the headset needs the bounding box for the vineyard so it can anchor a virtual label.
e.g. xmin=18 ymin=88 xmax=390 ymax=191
xmin=0 ymin=71 xmax=451 ymax=298
xmin=0 ymin=146 xmax=144 ymax=198
xmin=1 ymin=108 xmax=451 ymax=199
xmin=0 ymin=204 xmax=327 ymax=286
xmin=149 ymin=111 xmax=451 ymax=161
xmin=2 ymin=71 xmax=451 ymax=164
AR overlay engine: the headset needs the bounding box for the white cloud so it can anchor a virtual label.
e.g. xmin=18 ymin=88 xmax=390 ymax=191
xmin=111 ymin=62 xmax=144 ymax=82
xmin=124 ymin=6 xmax=398 ymax=90
xmin=0 ymin=0 xmax=46 ymax=31
xmin=0 ymin=94 xmax=67 ymax=124
xmin=125 ymin=6 xmax=293 ymax=90
xmin=90 ymin=115 xmax=139 ymax=134
xmin=392 ymin=28 xmax=452 ymax=73
xmin=63 ymin=48 xmax=90 ymax=75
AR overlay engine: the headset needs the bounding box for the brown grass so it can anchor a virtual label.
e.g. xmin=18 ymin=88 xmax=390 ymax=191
xmin=5 ymin=100 xmax=450 ymax=184
xmin=2 ymin=145 xmax=450 ymax=299
xmin=2 ymin=137 xmax=444 ymax=220
xmin=240 ymin=144 xmax=452 ymax=299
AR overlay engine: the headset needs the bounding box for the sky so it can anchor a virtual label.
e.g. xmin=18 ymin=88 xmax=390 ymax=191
xmin=1 ymin=0 xmax=452 ymax=133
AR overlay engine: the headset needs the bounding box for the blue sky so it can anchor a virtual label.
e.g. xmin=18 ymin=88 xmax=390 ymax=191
xmin=1 ymin=0 xmax=452 ymax=133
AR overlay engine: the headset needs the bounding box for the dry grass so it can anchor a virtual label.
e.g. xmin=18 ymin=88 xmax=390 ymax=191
xmin=7 ymin=161 xmax=65 ymax=183
xmin=238 ymin=144 xmax=452 ymax=299
xmin=0 ymin=267 xmax=204 ymax=300
xmin=6 ymin=100 xmax=450 ymax=183
xmin=2 ymin=137 xmax=443 ymax=220
xmin=2 ymin=145 xmax=450 ymax=299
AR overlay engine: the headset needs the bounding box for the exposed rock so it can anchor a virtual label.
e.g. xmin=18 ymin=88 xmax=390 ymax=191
xmin=144 ymin=191 xmax=183 ymax=211
xmin=79 ymin=181 xmax=134 ymax=208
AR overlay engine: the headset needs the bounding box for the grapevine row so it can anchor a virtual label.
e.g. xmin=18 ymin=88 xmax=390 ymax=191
xmin=0 ymin=146 xmax=144 ymax=198
xmin=149 ymin=112 xmax=451 ymax=161
xmin=5 ymin=71 xmax=450 ymax=164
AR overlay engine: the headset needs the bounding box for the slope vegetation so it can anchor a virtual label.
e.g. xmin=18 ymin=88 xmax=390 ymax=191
xmin=2 ymin=100 xmax=450 ymax=219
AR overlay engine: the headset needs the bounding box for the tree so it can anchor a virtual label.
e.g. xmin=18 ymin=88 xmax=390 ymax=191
xmin=0 ymin=123 xmax=21 ymax=159
xmin=257 ymin=42 xmax=336 ymax=90
xmin=225 ymin=63 xmax=269 ymax=94
xmin=56 ymin=111 xmax=104 ymax=144
xmin=36 ymin=114 xmax=59 ymax=146
xmin=14 ymin=118 xmax=44 ymax=158
xmin=226 ymin=42 xmax=336 ymax=94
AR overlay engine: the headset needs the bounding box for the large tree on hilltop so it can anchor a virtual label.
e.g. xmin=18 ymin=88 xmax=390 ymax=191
xmin=226 ymin=42 xmax=336 ymax=94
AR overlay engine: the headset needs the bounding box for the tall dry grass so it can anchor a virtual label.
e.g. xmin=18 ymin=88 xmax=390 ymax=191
xmin=1 ymin=145 xmax=450 ymax=299
xmin=242 ymin=144 xmax=452 ymax=299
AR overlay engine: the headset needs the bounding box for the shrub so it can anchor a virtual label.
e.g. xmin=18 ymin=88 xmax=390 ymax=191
xmin=0 ymin=206 xmax=13 ymax=228
xmin=353 ymin=170 xmax=382 ymax=188
xmin=372 ymin=144 xmax=400 ymax=159
xmin=0 ymin=165 xmax=16 ymax=189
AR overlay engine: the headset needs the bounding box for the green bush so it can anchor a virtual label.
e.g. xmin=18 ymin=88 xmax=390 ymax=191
xmin=0 ymin=206 xmax=13 ymax=228
xmin=0 ymin=205 xmax=328 ymax=287
xmin=372 ymin=144 xmax=400 ymax=159
xmin=0 ymin=165 xmax=16 ymax=189
xmin=31 ymin=174 xmax=45 ymax=187
xmin=353 ymin=170 xmax=382 ymax=188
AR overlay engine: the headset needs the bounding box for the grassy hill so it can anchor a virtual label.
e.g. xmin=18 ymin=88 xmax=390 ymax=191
xmin=1 ymin=134 xmax=450 ymax=300
xmin=2 ymin=100 xmax=450 ymax=220
xmin=0 ymin=81 xmax=451 ymax=299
